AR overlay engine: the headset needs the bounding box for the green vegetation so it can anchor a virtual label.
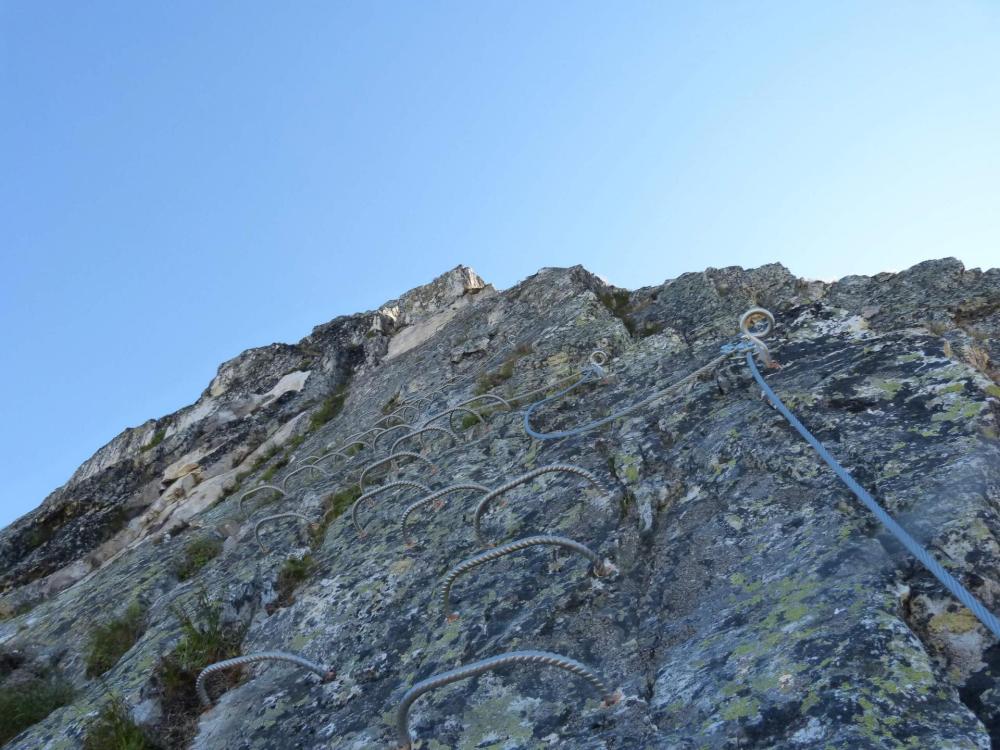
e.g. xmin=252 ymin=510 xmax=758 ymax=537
xmin=309 ymin=387 xmax=348 ymax=431
xmin=310 ymin=485 xmax=362 ymax=547
xmin=598 ymin=289 xmax=639 ymax=336
xmin=251 ymin=444 xmax=281 ymax=470
xmin=275 ymin=555 xmax=316 ymax=608
xmin=82 ymin=695 xmax=160 ymax=750
xmin=85 ymin=601 xmax=147 ymax=677
xmin=598 ymin=289 xmax=631 ymax=314
xmin=0 ymin=672 xmax=75 ymax=744
xmin=597 ymin=288 xmax=663 ymax=338
xmin=140 ymin=429 xmax=167 ymax=452
xmin=174 ymin=537 xmax=223 ymax=581
xmin=259 ymin=456 xmax=289 ymax=482
xmin=156 ymin=594 xmax=245 ymax=747
xmin=458 ymin=413 xmax=481 ymax=431
xmin=474 ymin=342 xmax=534 ymax=394
xmin=381 ymin=393 xmax=402 ymax=414
xmin=216 ymin=471 xmax=250 ymax=505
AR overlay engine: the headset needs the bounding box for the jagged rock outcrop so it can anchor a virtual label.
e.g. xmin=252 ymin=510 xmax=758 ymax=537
xmin=1 ymin=259 xmax=1000 ymax=749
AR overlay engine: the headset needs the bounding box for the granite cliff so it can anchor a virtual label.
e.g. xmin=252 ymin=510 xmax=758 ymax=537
xmin=2 ymin=259 xmax=1000 ymax=749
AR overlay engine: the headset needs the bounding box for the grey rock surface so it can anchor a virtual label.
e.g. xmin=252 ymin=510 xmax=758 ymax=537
xmin=1 ymin=260 xmax=1000 ymax=749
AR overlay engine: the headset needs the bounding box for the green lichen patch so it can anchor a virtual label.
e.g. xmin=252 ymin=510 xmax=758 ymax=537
xmin=928 ymin=609 xmax=980 ymax=636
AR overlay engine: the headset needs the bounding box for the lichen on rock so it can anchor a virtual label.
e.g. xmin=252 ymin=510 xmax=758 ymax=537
xmin=1 ymin=259 xmax=1000 ymax=749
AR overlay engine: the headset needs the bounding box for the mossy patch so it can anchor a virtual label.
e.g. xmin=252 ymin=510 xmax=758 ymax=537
xmin=260 ymin=455 xmax=290 ymax=482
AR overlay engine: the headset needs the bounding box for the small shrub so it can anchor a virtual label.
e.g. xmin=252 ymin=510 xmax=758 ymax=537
xmin=82 ymin=695 xmax=160 ymax=750
xmin=85 ymin=601 xmax=147 ymax=677
xmin=458 ymin=413 xmax=480 ymax=431
xmin=310 ymin=388 xmax=348 ymax=431
xmin=174 ymin=537 xmax=223 ymax=581
xmin=140 ymin=429 xmax=166 ymax=452
xmin=274 ymin=555 xmax=316 ymax=608
xmin=0 ymin=673 xmax=75 ymax=744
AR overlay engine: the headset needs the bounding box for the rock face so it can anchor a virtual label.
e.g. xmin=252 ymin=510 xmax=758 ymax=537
xmin=2 ymin=259 xmax=1000 ymax=749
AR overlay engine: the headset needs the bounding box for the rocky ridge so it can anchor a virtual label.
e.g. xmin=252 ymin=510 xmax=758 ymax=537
xmin=1 ymin=259 xmax=1000 ymax=748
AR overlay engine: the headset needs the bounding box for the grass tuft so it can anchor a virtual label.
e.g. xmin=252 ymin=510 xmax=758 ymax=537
xmin=274 ymin=555 xmax=316 ymax=608
xmin=474 ymin=342 xmax=534 ymax=395
xmin=154 ymin=593 xmax=245 ymax=747
xmin=0 ymin=672 xmax=75 ymax=744
xmin=140 ymin=429 xmax=167 ymax=452
xmin=310 ymin=485 xmax=362 ymax=548
xmin=260 ymin=456 xmax=289 ymax=482
xmin=174 ymin=537 xmax=223 ymax=581
xmin=85 ymin=601 xmax=147 ymax=677
xmin=82 ymin=695 xmax=160 ymax=750
xmin=309 ymin=388 xmax=348 ymax=431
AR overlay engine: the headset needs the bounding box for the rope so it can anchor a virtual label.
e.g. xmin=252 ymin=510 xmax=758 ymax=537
xmin=743 ymin=322 xmax=1000 ymax=639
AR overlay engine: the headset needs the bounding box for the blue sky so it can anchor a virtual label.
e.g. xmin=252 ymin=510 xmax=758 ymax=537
xmin=1 ymin=2 xmax=998 ymax=528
